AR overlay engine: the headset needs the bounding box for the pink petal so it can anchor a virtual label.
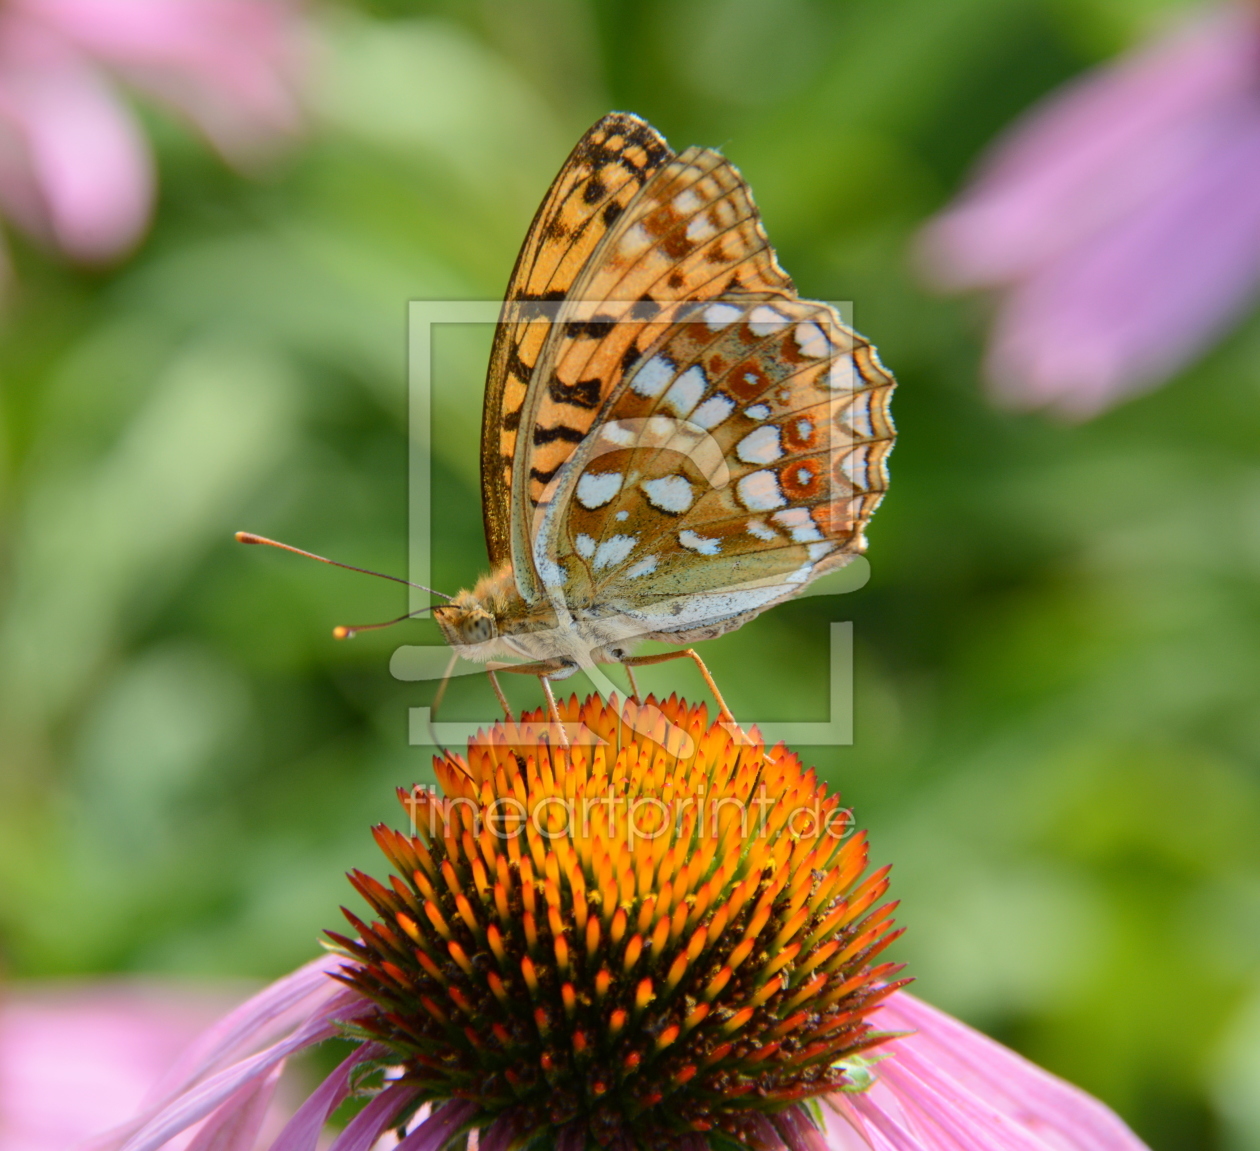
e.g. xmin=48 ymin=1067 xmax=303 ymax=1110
xmin=326 ymin=1082 xmax=418 ymax=1151
xmin=985 ymin=113 xmax=1260 ymax=414
xmin=394 ymin=1102 xmax=478 ymax=1151
xmin=152 ymin=954 xmax=355 ymax=1103
xmin=0 ymin=10 xmax=151 ymax=260
xmin=18 ymin=0 xmax=307 ymax=164
xmin=825 ymin=992 xmax=1149 ymax=1151
xmin=185 ymin=1064 xmax=283 ymax=1151
xmin=917 ymin=7 xmax=1260 ymax=288
xmin=268 ymin=1044 xmax=386 ymax=1151
xmin=102 ymin=986 xmax=368 ymax=1151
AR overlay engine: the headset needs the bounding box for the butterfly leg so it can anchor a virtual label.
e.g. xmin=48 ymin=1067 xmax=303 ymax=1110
xmin=485 ymin=669 xmax=513 ymax=720
xmin=620 ymin=649 xmax=735 ymax=725
xmin=623 ymin=663 xmax=643 ymax=705
xmin=490 ymin=659 xmax=572 ymax=746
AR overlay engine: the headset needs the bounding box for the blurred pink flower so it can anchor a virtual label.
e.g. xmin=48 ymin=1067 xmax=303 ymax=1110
xmin=94 ymin=955 xmax=1150 ymax=1151
xmin=916 ymin=5 xmax=1260 ymax=417
xmin=0 ymin=977 xmax=271 ymax=1151
xmin=0 ymin=0 xmax=306 ymax=267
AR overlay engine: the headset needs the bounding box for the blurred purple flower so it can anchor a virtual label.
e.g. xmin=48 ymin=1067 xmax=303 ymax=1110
xmin=916 ymin=5 xmax=1260 ymax=417
xmin=0 ymin=978 xmax=281 ymax=1151
xmin=0 ymin=0 xmax=306 ymax=268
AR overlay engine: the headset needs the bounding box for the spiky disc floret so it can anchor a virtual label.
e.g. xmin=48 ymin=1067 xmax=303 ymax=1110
xmin=329 ymin=695 xmax=907 ymax=1151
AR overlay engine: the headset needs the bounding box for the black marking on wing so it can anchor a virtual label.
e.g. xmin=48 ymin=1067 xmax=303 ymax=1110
xmin=564 ymin=316 xmax=616 ymax=340
xmin=603 ymin=201 xmax=624 ymax=227
xmin=547 ymin=376 xmax=603 ymax=409
xmin=532 ymin=424 xmax=588 ymax=445
xmin=621 ymin=345 xmax=641 ymax=374
xmin=583 ymin=178 xmax=608 ymax=204
xmin=506 ymin=343 xmax=533 ymax=383
xmin=630 ymin=293 xmax=660 ymax=320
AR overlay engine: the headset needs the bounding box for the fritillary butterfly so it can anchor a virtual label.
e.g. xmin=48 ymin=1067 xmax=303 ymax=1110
xmin=431 ymin=112 xmax=896 ymax=720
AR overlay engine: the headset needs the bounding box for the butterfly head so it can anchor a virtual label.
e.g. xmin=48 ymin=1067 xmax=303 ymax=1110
xmin=432 ymin=595 xmax=498 ymax=655
xmin=431 ymin=565 xmax=528 ymax=660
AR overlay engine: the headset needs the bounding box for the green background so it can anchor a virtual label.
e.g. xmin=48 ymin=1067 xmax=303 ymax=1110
xmin=2 ymin=2 xmax=1259 ymax=1148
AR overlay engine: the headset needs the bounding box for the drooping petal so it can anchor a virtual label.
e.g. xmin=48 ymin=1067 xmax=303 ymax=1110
xmin=87 ymin=973 xmax=369 ymax=1151
xmin=151 ymin=953 xmax=355 ymax=1103
xmin=185 ymin=1064 xmax=284 ymax=1151
xmin=325 ymin=1081 xmax=418 ymax=1151
xmin=267 ymin=1042 xmax=387 ymax=1151
xmin=394 ymin=1101 xmax=478 ymax=1151
xmin=823 ymin=992 xmax=1149 ymax=1151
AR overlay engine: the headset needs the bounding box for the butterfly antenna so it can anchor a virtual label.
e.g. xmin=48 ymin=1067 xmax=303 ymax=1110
xmin=332 ymin=607 xmax=436 ymax=641
xmin=234 ymin=531 xmax=453 ymax=601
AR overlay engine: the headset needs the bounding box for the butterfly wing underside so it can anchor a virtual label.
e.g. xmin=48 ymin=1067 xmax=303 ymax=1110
xmin=485 ymin=111 xmax=895 ymax=645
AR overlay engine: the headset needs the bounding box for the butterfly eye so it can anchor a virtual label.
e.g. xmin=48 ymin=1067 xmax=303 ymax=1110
xmin=460 ymin=614 xmax=496 ymax=644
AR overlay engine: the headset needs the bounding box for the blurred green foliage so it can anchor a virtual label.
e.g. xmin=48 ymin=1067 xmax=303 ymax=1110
xmin=1 ymin=1 xmax=1258 ymax=1149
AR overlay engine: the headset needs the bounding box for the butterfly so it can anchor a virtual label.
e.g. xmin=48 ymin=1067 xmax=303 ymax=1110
xmin=427 ymin=111 xmax=896 ymax=725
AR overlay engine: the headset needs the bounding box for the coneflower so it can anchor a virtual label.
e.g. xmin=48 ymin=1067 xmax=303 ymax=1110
xmin=93 ymin=695 xmax=1152 ymax=1151
xmin=331 ymin=694 xmax=904 ymax=1151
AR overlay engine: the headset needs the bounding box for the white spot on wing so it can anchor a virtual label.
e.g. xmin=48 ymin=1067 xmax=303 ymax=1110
xmin=686 ymin=213 xmax=717 ymax=243
xmin=601 ymin=421 xmax=637 ymax=447
xmin=662 ymin=364 xmax=707 ymax=417
xmin=827 ymin=356 xmax=857 ymax=391
xmin=691 ymin=392 xmax=735 ymax=429
xmin=745 ymin=403 xmax=771 ymax=421
xmin=703 ymin=302 xmax=742 ymax=330
xmin=615 ymin=509 xmax=629 ymax=521
xmin=795 ymin=417 xmax=814 ymax=440
xmin=748 ymin=305 xmax=788 ymax=337
xmin=575 ymin=533 xmax=596 ymax=558
xmin=594 ymin=534 xmax=637 ymax=570
xmin=576 ymin=471 xmax=622 ymax=509
xmin=537 ymin=554 xmax=567 ymax=588
xmin=737 ymin=470 xmax=786 ymax=511
xmin=844 ymin=397 xmax=874 ymax=438
xmin=618 ymin=223 xmax=651 ymax=257
xmin=679 ymin=530 xmax=721 ymax=555
xmin=785 ymin=561 xmax=814 ymax=584
xmin=625 ymin=555 xmax=658 ymax=579
xmin=641 ymin=475 xmax=695 ymax=514
xmin=632 ymin=354 xmax=676 ymax=398
xmin=746 ymin=519 xmax=778 ymax=542
xmin=808 ymin=541 xmax=836 ymax=560
xmin=736 ymin=425 xmax=783 ymax=465
xmin=673 ymin=188 xmax=700 ymax=214
xmin=772 ymin=508 xmax=822 ymax=542
xmin=794 ymin=322 xmax=831 ymax=358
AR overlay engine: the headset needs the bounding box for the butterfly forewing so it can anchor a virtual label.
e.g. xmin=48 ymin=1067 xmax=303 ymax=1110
xmin=508 ymin=142 xmax=803 ymax=592
xmin=482 ymin=113 xmax=673 ymax=586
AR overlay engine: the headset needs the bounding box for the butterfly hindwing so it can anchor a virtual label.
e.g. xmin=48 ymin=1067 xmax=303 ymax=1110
xmin=546 ymin=296 xmax=895 ymax=639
